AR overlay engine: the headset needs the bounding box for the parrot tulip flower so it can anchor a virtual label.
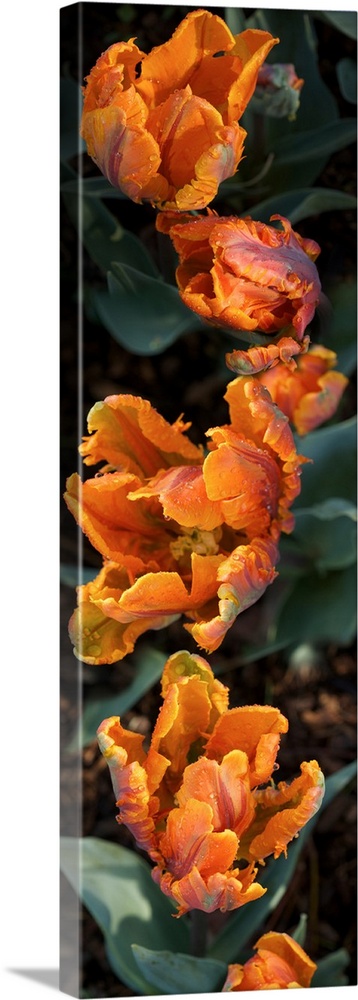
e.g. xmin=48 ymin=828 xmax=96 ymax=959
xmin=64 ymin=378 xmax=305 ymax=663
xmin=222 ymin=932 xmax=317 ymax=990
xmin=257 ymin=344 xmax=349 ymax=435
xmin=97 ymin=651 xmax=324 ymax=916
xmin=250 ymin=62 xmax=304 ymax=120
xmin=156 ymin=211 xmax=321 ymax=340
xmin=80 ymin=9 xmax=278 ymax=209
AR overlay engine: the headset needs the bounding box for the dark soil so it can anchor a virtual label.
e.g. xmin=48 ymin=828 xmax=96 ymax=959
xmin=60 ymin=5 xmax=357 ymax=997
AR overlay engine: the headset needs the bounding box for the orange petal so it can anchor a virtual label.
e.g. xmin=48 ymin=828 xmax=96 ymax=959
xmin=79 ymin=394 xmax=202 ymax=476
xmin=224 ymin=378 xmax=305 ymax=532
xmin=156 ymin=210 xmax=218 ymax=263
xmin=116 ymin=551 xmax=225 ymax=619
xmin=227 ymin=30 xmax=280 ymax=121
xmin=174 ymin=124 xmax=246 ymax=212
xmin=64 ymin=471 xmax=170 ymax=571
xmin=81 ymin=99 xmax=167 ymax=202
xmin=154 ymin=858 xmax=265 ymax=916
xmin=205 ymin=704 xmax=288 ymax=781
xmin=161 ymin=212 xmax=321 ymax=337
xmin=81 ymin=39 xmax=145 ymax=114
xmin=158 ymin=798 xmax=238 ymax=878
xmin=203 ymin=431 xmax=281 ymax=537
xmin=177 ymin=751 xmax=254 ymax=838
xmin=258 ymin=343 xmax=349 ymax=434
xmin=161 ymin=650 xmax=229 ymax=724
xmin=136 ymin=9 xmax=237 ymax=107
xmin=130 ymin=465 xmax=222 ymax=531
xmin=222 ymin=964 xmax=245 ymax=991
xmin=97 ymin=720 xmax=163 ymax=860
xmin=187 ymin=537 xmax=279 ymax=653
xmin=253 ymin=933 xmax=317 ymax=988
xmin=68 ymin=562 xmax=179 ymax=665
xmin=149 ymin=676 xmax=215 ymax=793
xmin=247 ymin=760 xmax=325 ymax=860
xmin=146 ymin=86 xmax=246 ymax=210
xmin=97 ymin=717 xmax=146 ymax=796
xmin=225 ymin=334 xmax=310 ymax=376
xmin=190 ymin=30 xmax=278 ymax=124
xmin=294 ymin=370 xmax=348 ymax=434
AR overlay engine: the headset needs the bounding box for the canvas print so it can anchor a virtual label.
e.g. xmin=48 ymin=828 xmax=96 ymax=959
xmin=60 ymin=4 xmax=357 ymax=997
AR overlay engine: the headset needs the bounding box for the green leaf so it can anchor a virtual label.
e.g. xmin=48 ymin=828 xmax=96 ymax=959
xmin=322 ymin=281 xmax=357 ymax=376
xmin=248 ymin=188 xmax=357 ymax=225
xmin=246 ymin=10 xmax=338 ymax=132
xmin=293 ymin=500 xmax=357 ymax=571
xmin=291 ymin=913 xmax=308 ymax=947
xmin=240 ymin=11 xmax=342 ymax=191
xmin=215 ymin=638 xmax=291 ymax=673
xmin=297 ymin=498 xmax=357 ymax=521
xmin=272 ymin=119 xmax=357 ymax=168
xmin=312 ymin=948 xmax=350 ymax=987
xmin=67 ymin=647 xmax=167 ymax=751
xmin=61 ymin=175 xmax=129 ymax=199
xmin=296 ymin=417 xmax=357 ymax=508
xmin=318 ymin=11 xmax=357 ymax=40
xmin=337 ymin=57 xmax=357 ymax=105
xmin=62 ymin=191 xmax=159 ymax=277
xmin=132 ymin=946 xmax=227 ymax=995
xmin=60 ymin=837 xmax=190 ymax=995
xmin=224 ymin=7 xmax=246 ymax=35
xmin=60 ymin=78 xmax=85 ymax=161
xmin=93 ymin=263 xmax=203 ymax=355
xmin=208 ymin=761 xmax=356 ymax=963
xmin=60 ymin=563 xmax=97 ymax=588
xmin=273 ymin=563 xmax=357 ymax=647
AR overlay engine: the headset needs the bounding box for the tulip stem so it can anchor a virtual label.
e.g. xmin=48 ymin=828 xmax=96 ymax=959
xmin=190 ymin=909 xmax=207 ymax=957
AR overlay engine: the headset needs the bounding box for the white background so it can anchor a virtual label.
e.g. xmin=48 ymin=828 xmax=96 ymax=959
xmin=1 ymin=0 xmax=356 ymax=997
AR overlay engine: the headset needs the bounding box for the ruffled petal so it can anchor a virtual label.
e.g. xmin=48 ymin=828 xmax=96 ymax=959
xmin=146 ymin=87 xmax=244 ymax=206
xmin=226 ymin=334 xmax=310 ymax=376
xmin=187 ymin=537 xmax=279 ymax=653
xmin=79 ymin=393 xmax=202 ymax=476
xmin=149 ymin=676 xmax=215 ymax=793
xmin=205 ymin=704 xmax=288 ymax=785
xmin=97 ymin=717 xmax=163 ymax=860
xmin=223 ymin=932 xmax=317 ymax=990
xmin=64 ymin=471 xmax=171 ymax=571
xmin=258 ymin=344 xmax=348 ymax=435
xmin=69 ymin=562 xmax=179 ymax=664
xmin=253 ymin=933 xmax=317 ymax=988
xmin=158 ymin=212 xmax=321 ymax=338
xmin=246 ymin=760 xmax=325 ymax=860
xmin=136 ymin=9 xmax=236 ymax=107
xmin=161 ymin=650 xmax=229 ymax=723
xmin=129 ymin=464 xmax=223 ymax=531
xmin=176 ymin=751 xmax=254 ymax=838
xmin=115 ymin=551 xmax=225 ymax=619
xmin=81 ymin=11 xmax=277 ymax=208
xmin=154 ymin=858 xmax=265 ymax=917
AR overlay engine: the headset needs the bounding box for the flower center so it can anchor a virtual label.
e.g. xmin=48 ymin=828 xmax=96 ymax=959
xmin=170 ymin=526 xmax=222 ymax=561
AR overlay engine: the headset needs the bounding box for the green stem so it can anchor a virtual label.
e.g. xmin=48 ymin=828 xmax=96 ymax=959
xmin=190 ymin=909 xmax=208 ymax=957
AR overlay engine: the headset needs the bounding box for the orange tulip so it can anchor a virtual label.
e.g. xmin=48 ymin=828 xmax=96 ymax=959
xmin=98 ymin=651 xmax=324 ymax=916
xmin=257 ymin=344 xmax=349 ymax=435
xmin=156 ymin=211 xmax=321 ymax=340
xmin=222 ymin=932 xmax=317 ymax=990
xmin=80 ymin=9 xmax=278 ymax=209
xmin=64 ymin=378 xmax=305 ymax=663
